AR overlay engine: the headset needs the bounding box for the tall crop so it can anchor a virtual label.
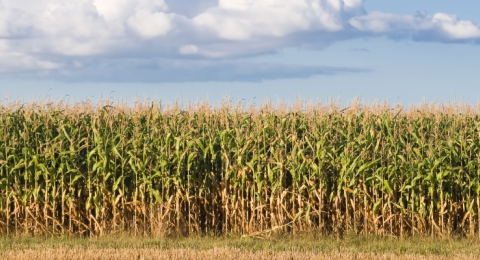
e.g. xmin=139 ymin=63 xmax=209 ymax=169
xmin=1 ymin=98 xmax=480 ymax=237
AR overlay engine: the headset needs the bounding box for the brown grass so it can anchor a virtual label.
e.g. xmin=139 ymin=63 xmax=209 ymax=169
xmin=2 ymin=234 xmax=480 ymax=260
xmin=1 ymin=247 xmax=479 ymax=260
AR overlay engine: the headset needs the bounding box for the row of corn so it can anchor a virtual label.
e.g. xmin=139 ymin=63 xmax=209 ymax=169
xmin=1 ymin=99 xmax=480 ymax=237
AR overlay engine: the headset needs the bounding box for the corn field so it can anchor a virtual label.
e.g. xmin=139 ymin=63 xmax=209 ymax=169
xmin=1 ymin=98 xmax=480 ymax=237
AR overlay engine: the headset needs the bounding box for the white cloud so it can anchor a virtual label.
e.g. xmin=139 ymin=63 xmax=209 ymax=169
xmin=349 ymin=12 xmax=413 ymax=33
xmin=431 ymin=13 xmax=480 ymax=40
xmin=343 ymin=0 xmax=362 ymax=10
xmin=349 ymin=11 xmax=480 ymax=41
xmin=193 ymin=0 xmax=347 ymax=40
xmin=94 ymin=0 xmax=168 ymax=22
xmin=93 ymin=0 xmax=138 ymax=22
xmin=128 ymin=9 xmax=173 ymax=38
xmin=0 ymin=0 xmax=479 ymax=82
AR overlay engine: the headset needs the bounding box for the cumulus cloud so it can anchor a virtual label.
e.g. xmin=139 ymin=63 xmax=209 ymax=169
xmin=0 ymin=0 xmax=479 ymax=82
xmin=350 ymin=11 xmax=480 ymax=41
xmin=192 ymin=0 xmax=350 ymax=40
xmin=128 ymin=10 xmax=173 ymax=38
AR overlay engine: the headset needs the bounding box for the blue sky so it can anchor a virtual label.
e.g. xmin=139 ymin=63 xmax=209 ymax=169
xmin=1 ymin=0 xmax=479 ymax=105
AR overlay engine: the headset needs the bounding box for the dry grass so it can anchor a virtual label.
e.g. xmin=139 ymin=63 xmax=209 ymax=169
xmin=2 ymin=235 xmax=480 ymax=259
xmin=2 ymin=247 xmax=479 ymax=260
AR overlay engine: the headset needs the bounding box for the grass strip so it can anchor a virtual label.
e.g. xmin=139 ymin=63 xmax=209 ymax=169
xmin=1 ymin=234 xmax=480 ymax=257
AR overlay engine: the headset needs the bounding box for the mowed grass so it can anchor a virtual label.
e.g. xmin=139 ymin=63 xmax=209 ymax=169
xmin=1 ymin=234 xmax=480 ymax=259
